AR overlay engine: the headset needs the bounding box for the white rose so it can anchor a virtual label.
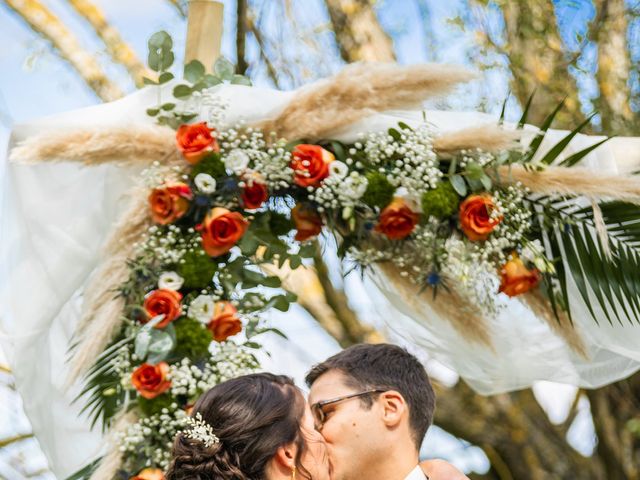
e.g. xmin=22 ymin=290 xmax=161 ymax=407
xmin=342 ymin=175 xmax=369 ymax=200
xmin=194 ymin=173 xmax=217 ymax=194
xmin=158 ymin=271 xmax=185 ymax=291
xmin=224 ymin=149 xmax=250 ymax=174
xmin=188 ymin=294 xmax=215 ymax=324
xmin=329 ymin=160 xmax=349 ymax=179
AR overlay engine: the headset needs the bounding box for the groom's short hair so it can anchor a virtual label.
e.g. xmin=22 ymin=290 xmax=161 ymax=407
xmin=305 ymin=343 xmax=435 ymax=447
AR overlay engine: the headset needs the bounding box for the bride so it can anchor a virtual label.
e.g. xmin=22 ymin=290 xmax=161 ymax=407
xmin=165 ymin=373 xmax=467 ymax=480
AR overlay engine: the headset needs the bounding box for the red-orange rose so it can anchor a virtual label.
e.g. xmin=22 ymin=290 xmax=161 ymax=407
xmin=499 ymin=254 xmax=541 ymax=297
xmin=241 ymin=175 xmax=269 ymax=210
xmin=176 ymin=122 xmax=219 ymax=164
xmin=143 ymin=289 xmax=183 ymax=328
xmin=208 ymin=301 xmax=242 ymax=342
xmin=131 ymin=362 xmax=171 ymax=400
xmin=375 ymin=197 xmax=419 ymax=240
xmin=292 ymin=204 xmax=323 ymax=242
xmin=200 ymin=207 xmax=249 ymax=257
xmin=130 ymin=468 xmax=165 ymax=480
xmin=459 ymin=194 xmax=502 ymax=241
xmin=148 ymin=183 xmax=193 ymax=225
xmin=290 ymin=144 xmax=335 ymax=188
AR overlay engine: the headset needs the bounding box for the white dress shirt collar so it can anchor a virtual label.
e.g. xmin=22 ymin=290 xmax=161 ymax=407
xmin=404 ymin=465 xmax=428 ymax=480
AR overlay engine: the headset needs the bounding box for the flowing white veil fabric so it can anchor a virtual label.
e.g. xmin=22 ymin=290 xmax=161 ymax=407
xmin=1 ymin=83 xmax=640 ymax=477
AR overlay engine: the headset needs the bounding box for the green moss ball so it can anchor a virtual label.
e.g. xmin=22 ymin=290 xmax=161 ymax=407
xmin=173 ymin=317 xmax=213 ymax=361
xmin=177 ymin=249 xmax=218 ymax=289
xmin=362 ymin=172 xmax=395 ymax=209
xmin=421 ymin=181 xmax=460 ymax=219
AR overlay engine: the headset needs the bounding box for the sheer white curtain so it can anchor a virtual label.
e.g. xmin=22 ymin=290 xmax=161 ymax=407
xmin=1 ymin=83 xmax=639 ymax=477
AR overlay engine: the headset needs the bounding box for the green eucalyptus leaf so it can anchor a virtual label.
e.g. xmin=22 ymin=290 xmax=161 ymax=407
xmin=148 ymin=31 xmax=173 ymax=50
xmin=173 ymin=84 xmax=192 ymax=99
xmin=158 ymin=72 xmax=174 ymax=84
xmin=203 ymin=74 xmax=223 ymax=87
xmin=184 ymin=59 xmax=206 ymax=83
xmin=161 ymin=103 xmax=176 ymax=111
xmin=231 ymin=74 xmax=252 ymax=86
xmin=214 ymin=57 xmax=235 ymax=80
xmin=143 ymin=77 xmax=158 ymax=85
xmin=450 ymin=174 xmax=467 ymax=196
xmin=146 ymin=108 xmax=159 ymax=116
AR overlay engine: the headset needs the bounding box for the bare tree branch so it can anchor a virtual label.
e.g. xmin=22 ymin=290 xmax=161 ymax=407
xmin=66 ymin=0 xmax=152 ymax=87
xmin=236 ymin=0 xmax=248 ymax=75
xmin=1 ymin=0 xmax=123 ymax=101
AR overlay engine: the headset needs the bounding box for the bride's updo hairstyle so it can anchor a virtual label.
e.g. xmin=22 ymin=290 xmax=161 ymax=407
xmin=166 ymin=372 xmax=312 ymax=480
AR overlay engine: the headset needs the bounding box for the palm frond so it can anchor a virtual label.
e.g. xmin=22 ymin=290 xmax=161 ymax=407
xmin=539 ymin=199 xmax=640 ymax=326
xmin=73 ymin=335 xmax=133 ymax=431
xmin=64 ymin=457 xmax=102 ymax=480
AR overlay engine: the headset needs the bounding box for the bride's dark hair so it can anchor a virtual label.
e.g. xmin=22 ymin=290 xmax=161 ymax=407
xmin=165 ymin=372 xmax=313 ymax=480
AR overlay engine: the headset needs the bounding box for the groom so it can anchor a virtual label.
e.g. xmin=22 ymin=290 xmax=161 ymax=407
xmin=306 ymin=343 xmax=468 ymax=480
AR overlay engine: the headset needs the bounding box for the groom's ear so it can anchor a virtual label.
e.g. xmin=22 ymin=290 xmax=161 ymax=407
xmin=379 ymin=390 xmax=407 ymax=428
xmin=274 ymin=443 xmax=297 ymax=470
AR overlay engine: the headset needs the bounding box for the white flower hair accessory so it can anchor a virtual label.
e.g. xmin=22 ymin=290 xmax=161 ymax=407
xmin=183 ymin=412 xmax=220 ymax=448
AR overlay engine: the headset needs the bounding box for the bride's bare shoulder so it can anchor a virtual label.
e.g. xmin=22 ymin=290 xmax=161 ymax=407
xmin=419 ymin=459 xmax=470 ymax=480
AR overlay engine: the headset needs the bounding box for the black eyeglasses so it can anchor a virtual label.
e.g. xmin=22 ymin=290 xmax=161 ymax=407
xmin=310 ymin=389 xmax=386 ymax=430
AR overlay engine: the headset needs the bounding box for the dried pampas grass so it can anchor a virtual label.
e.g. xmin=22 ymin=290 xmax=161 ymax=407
xmin=434 ymin=124 xmax=523 ymax=157
xmin=260 ymin=62 xmax=476 ymax=140
xmin=9 ymin=126 xmax=177 ymax=166
xmin=89 ymin=410 xmax=138 ymax=480
xmin=67 ymin=188 xmax=152 ymax=386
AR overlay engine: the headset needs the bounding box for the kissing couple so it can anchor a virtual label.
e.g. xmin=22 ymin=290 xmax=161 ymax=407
xmin=165 ymin=343 xmax=469 ymax=480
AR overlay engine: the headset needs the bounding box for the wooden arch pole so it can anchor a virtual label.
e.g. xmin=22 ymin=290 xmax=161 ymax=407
xmin=185 ymin=0 xmax=224 ymax=71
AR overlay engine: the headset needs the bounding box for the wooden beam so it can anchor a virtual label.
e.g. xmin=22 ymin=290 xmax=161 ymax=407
xmin=185 ymin=0 xmax=224 ymax=71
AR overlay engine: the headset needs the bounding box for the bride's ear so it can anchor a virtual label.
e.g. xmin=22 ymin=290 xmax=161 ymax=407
xmin=273 ymin=443 xmax=297 ymax=470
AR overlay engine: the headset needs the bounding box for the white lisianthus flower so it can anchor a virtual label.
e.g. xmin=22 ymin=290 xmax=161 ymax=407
xmin=188 ymin=294 xmax=215 ymax=324
xmin=194 ymin=173 xmax=217 ymax=194
xmin=329 ymin=160 xmax=349 ymax=179
xmin=158 ymin=271 xmax=185 ymax=291
xmin=341 ymin=174 xmax=369 ymax=200
xmin=224 ymin=149 xmax=250 ymax=174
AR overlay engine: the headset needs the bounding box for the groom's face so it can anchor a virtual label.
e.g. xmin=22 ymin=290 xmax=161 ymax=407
xmin=308 ymin=370 xmax=386 ymax=480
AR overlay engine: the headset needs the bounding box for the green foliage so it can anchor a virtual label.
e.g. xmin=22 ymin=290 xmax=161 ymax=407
xmin=190 ymin=153 xmax=226 ymax=179
xmin=138 ymin=394 xmax=175 ymax=416
xmin=539 ymin=199 xmax=640 ymax=326
xmin=147 ymin=31 xmax=174 ymax=72
xmin=362 ymin=172 xmax=395 ymax=209
xmin=74 ymin=336 xmax=133 ymax=432
xmin=269 ymin=211 xmax=294 ymax=236
xmin=177 ymin=249 xmax=218 ymax=289
xmin=421 ymin=182 xmax=460 ymax=219
xmin=173 ymin=317 xmax=213 ymax=361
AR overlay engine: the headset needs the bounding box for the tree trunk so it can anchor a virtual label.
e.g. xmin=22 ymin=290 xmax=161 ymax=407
xmin=593 ymin=0 xmax=637 ymax=135
xmin=494 ymin=1 xmax=584 ymax=128
xmin=324 ymin=0 xmax=395 ymax=62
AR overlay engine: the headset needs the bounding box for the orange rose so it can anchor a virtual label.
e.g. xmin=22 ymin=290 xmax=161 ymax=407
xmin=375 ymin=198 xmax=419 ymax=240
xmin=130 ymin=468 xmax=165 ymax=480
xmin=499 ymin=254 xmax=541 ymax=297
xmin=459 ymin=194 xmax=502 ymax=241
xmin=200 ymin=207 xmax=249 ymax=257
xmin=131 ymin=362 xmax=171 ymax=400
xmin=208 ymin=301 xmax=242 ymax=342
xmin=290 ymin=144 xmax=334 ymax=188
xmin=292 ymin=204 xmax=323 ymax=242
xmin=143 ymin=289 xmax=183 ymax=328
xmin=241 ymin=175 xmax=269 ymax=210
xmin=176 ymin=122 xmax=219 ymax=164
xmin=148 ymin=183 xmax=193 ymax=225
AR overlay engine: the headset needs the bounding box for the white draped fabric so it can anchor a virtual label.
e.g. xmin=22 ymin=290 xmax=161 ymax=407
xmin=1 ymin=83 xmax=640 ymax=477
